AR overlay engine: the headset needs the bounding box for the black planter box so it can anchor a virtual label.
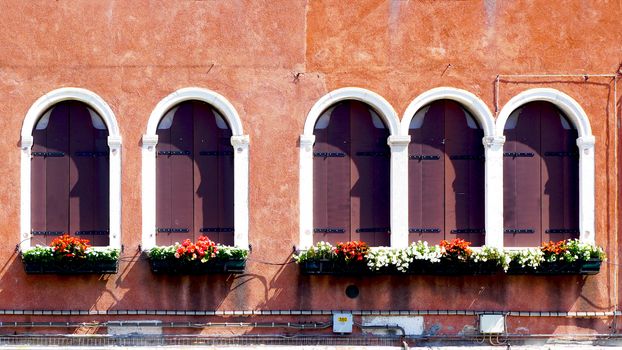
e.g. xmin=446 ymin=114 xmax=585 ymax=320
xmin=299 ymin=259 xmax=371 ymax=275
xmin=22 ymin=259 xmax=119 ymax=275
xmin=149 ymin=258 xmax=247 ymax=274
xmin=407 ymin=259 xmax=500 ymax=275
xmin=506 ymin=259 xmax=602 ymax=275
xmin=299 ymin=259 xmax=500 ymax=275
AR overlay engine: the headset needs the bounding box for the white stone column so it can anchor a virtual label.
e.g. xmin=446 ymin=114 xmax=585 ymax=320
xmin=483 ymin=135 xmax=505 ymax=248
xmin=231 ymin=135 xmax=250 ymax=249
xmin=577 ymin=136 xmax=596 ymax=244
xmin=299 ymin=134 xmax=315 ymax=250
xmin=108 ymin=135 xmax=123 ymax=250
xmin=388 ymin=135 xmax=411 ymax=248
xmin=20 ymin=136 xmax=33 ymax=251
xmin=141 ymin=135 xmax=158 ymax=250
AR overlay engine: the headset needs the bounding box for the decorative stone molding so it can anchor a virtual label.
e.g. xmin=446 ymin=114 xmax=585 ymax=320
xmin=20 ymin=88 xmax=122 ymax=251
xmin=142 ymin=87 xmax=249 ymax=249
xmin=497 ymin=88 xmax=595 ymax=245
xmin=299 ymin=87 xmax=400 ymax=249
xmin=401 ymin=87 xmax=498 ymax=247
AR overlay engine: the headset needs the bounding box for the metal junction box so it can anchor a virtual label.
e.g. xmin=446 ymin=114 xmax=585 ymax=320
xmin=479 ymin=314 xmax=505 ymax=334
xmin=333 ymin=313 xmax=353 ymax=333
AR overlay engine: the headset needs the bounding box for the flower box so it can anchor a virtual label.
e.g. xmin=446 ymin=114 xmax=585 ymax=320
xmin=149 ymin=258 xmax=247 ymax=274
xmin=506 ymin=258 xmax=602 ymax=275
xmin=21 ymin=235 xmax=120 ymax=275
xmin=21 ymin=249 xmax=120 ymax=275
xmin=147 ymin=238 xmax=249 ymax=275
xmin=22 ymin=258 xmax=119 ymax=275
xmin=295 ymin=239 xmax=605 ymax=276
xmin=299 ymin=259 xmax=370 ymax=275
xmin=407 ymin=260 xmax=500 ymax=276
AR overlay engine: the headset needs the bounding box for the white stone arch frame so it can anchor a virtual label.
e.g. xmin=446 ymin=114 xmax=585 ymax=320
xmin=299 ymin=87 xmax=405 ymax=249
xmin=142 ymin=87 xmax=249 ymax=250
xmin=496 ymin=88 xmax=595 ymax=245
xmin=399 ymin=87 xmax=501 ymax=247
xmin=20 ymin=87 xmax=122 ymax=250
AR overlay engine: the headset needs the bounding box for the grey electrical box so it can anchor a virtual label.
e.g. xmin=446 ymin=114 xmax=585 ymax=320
xmin=479 ymin=314 xmax=505 ymax=334
xmin=333 ymin=313 xmax=353 ymax=333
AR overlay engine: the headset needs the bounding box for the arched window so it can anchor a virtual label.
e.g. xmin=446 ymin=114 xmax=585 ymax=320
xmin=503 ymin=101 xmax=579 ymax=246
xmin=408 ymin=100 xmax=485 ymax=246
xmin=313 ymin=100 xmax=390 ymax=246
xmin=20 ymin=88 xmax=122 ymax=251
xmin=31 ymin=101 xmax=110 ymax=246
xmin=155 ymin=101 xmax=234 ymax=246
xmin=142 ymin=87 xmax=249 ymax=250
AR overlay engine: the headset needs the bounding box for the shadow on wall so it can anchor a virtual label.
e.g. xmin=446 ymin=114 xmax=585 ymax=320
xmin=0 ymin=247 xmax=611 ymax=334
xmin=109 ymin=250 xmax=243 ymax=312
xmin=0 ymin=251 xmax=113 ymax=310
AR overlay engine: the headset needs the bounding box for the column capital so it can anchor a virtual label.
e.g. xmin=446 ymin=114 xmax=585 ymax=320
xmin=300 ymin=134 xmax=316 ymax=148
xmin=231 ymin=135 xmax=250 ymax=148
xmin=142 ymin=135 xmax=159 ymax=148
xmin=21 ymin=136 xmax=33 ymax=150
xmin=577 ymin=135 xmax=595 ymax=149
xmin=483 ymin=135 xmax=505 ymax=148
xmin=107 ymin=135 xmax=123 ymax=148
xmin=388 ymin=135 xmax=411 ymax=147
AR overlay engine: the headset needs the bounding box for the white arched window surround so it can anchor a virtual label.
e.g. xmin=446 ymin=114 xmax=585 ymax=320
xmin=496 ymin=88 xmax=595 ymax=245
xmin=399 ymin=87 xmax=499 ymax=248
xmin=299 ymin=87 xmax=404 ymax=249
xmin=142 ymin=87 xmax=249 ymax=250
xmin=20 ymin=87 xmax=122 ymax=251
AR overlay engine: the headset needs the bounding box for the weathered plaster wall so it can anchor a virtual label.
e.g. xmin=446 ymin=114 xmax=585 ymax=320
xmin=0 ymin=0 xmax=620 ymax=336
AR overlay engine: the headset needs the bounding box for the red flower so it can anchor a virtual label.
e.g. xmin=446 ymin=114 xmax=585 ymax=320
xmin=334 ymin=241 xmax=369 ymax=263
xmin=439 ymin=238 xmax=472 ymax=260
xmin=50 ymin=234 xmax=90 ymax=260
xmin=174 ymin=236 xmax=218 ymax=262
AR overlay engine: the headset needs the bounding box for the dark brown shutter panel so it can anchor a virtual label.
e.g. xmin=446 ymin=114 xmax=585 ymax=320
xmin=31 ymin=103 xmax=70 ymax=245
xmin=444 ymin=101 xmax=485 ymax=246
xmin=350 ymin=101 xmax=390 ymax=246
xmin=156 ymin=103 xmax=194 ymax=245
xmin=540 ymin=103 xmax=579 ymax=242
xmin=313 ymin=102 xmax=351 ymax=243
xmin=68 ymin=102 xmax=110 ymax=246
xmin=31 ymin=102 xmax=109 ymax=246
xmin=503 ymin=103 xmax=543 ymax=247
xmin=408 ymin=101 xmax=445 ymax=243
xmin=193 ymin=101 xmax=234 ymax=245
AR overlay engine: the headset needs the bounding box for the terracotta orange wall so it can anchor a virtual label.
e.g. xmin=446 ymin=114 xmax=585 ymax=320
xmin=0 ymin=0 xmax=620 ymax=335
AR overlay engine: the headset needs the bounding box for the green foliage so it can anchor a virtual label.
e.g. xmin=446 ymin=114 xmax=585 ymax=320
xmin=22 ymin=246 xmax=119 ymax=264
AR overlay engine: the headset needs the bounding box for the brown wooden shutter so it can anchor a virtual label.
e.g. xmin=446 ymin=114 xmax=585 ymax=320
xmin=313 ymin=101 xmax=390 ymax=245
xmin=444 ymin=100 xmax=485 ymax=246
xmin=408 ymin=102 xmax=445 ymax=243
xmin=408 ymin=100 xmax=484 ymax=245
xmin=504 ymin=103 xmax=542 ymax=246
xmin=504 ymin=101 xmax=579 ymax=246
xmin=156 ymin=101 xmax=234 ymax=246
xmin=68 ymin=102 xmax=109 ymax=246
xmin=540 ymin=103 xmax=579 ymax=242
xmin=31 ymin=101 xmax=109 ymax=246
xmin=350 ymin=101 xmax=390 ymax=246
xmin=193 ymin=101 xmax=234 ymax=245
xmin=156 ymin=103 xmax=194 ymax=245
xmin=313 ymin=102 xmax=351 ymax=243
